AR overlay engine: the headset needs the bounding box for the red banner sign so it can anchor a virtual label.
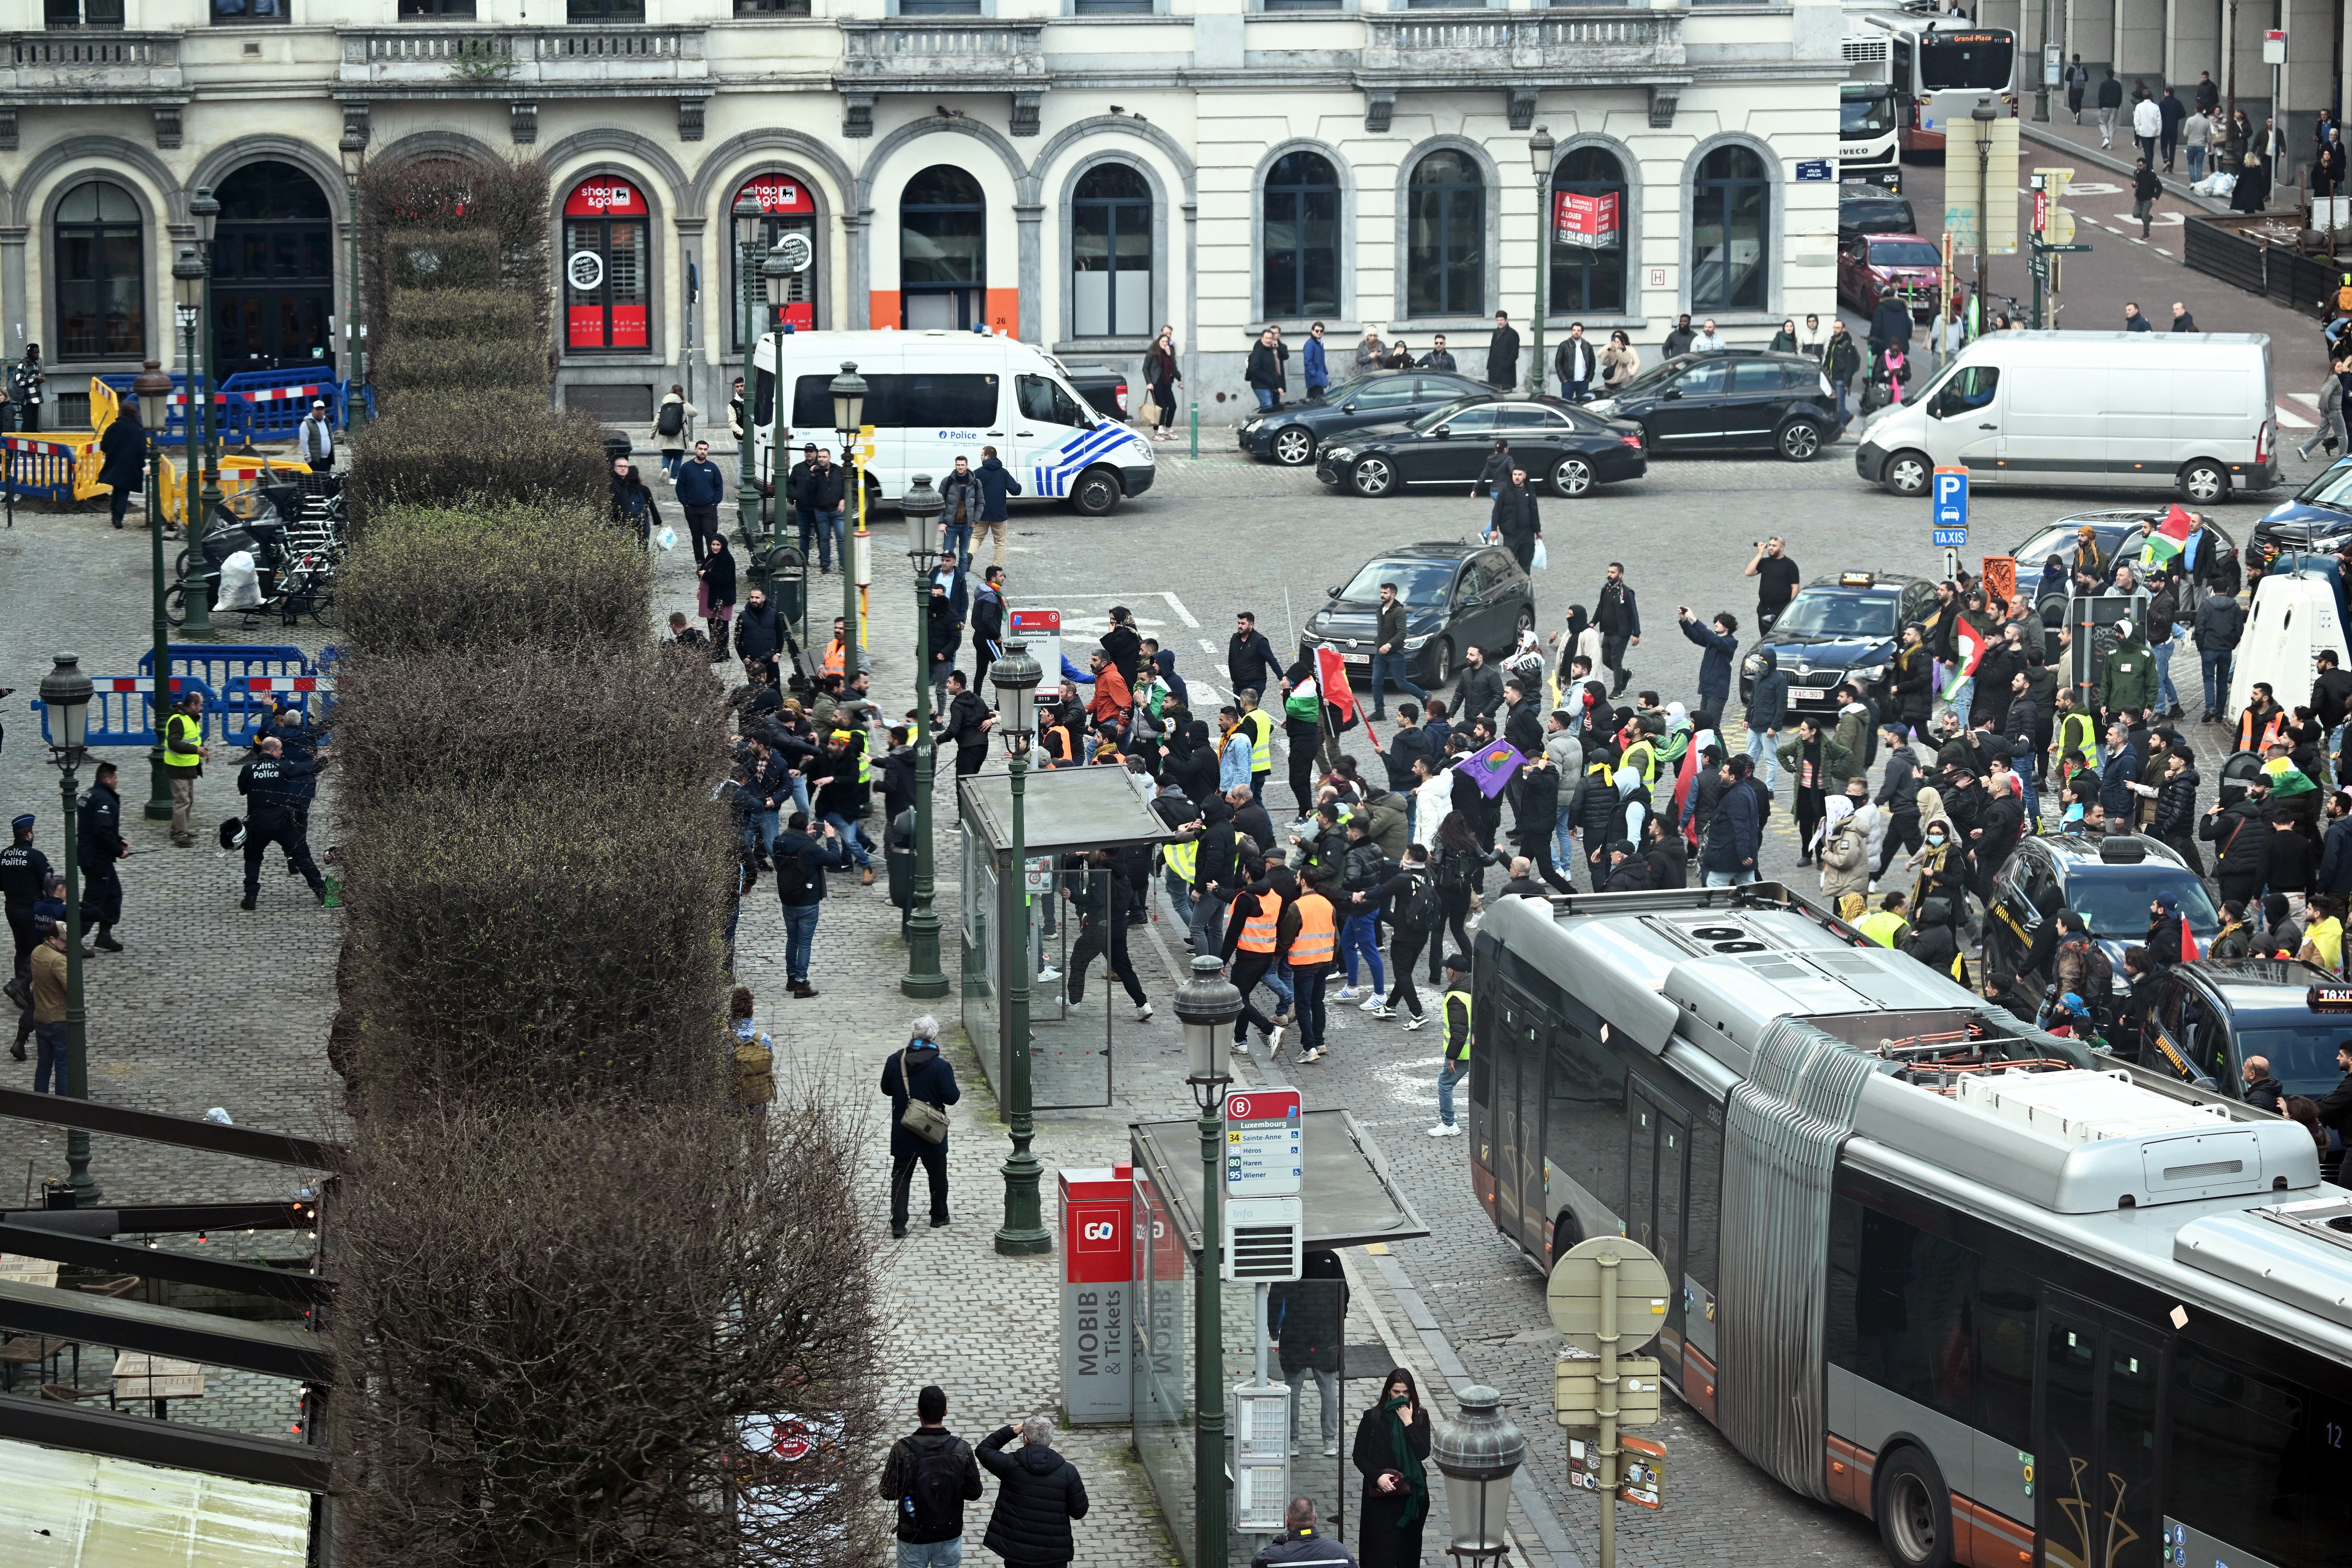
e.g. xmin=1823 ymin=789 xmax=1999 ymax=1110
xmin=1554 ymin=191 xmax=1622 ymax=250
xmin=733 ymin=175 xmax=816 ymax=215
xmin=563 ymin=177 xmax=644 ymax=218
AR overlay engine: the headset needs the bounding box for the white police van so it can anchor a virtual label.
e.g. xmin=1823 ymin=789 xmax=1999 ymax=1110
xmin=752 ymin=329 xmax=1155 ymax=516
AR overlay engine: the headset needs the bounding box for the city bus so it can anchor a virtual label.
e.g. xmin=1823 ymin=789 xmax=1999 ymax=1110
xmin=1855 ymin=14 xmax=2019 ymax=152
xmin=1466 ymin=885 xmax=2352 ymax=1568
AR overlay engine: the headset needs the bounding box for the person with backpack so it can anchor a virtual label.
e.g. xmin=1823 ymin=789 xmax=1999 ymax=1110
xmin=881 ymin=1384 xmax=986 ymax=1567
xmin=880 ymin=1015 xmax=960 ymax=1240
xmin=1429 ymin=813 xmax=1492 ymax=980
xmin=654 ymin=383 xmax=697 ymax=481
xmin=1358 ymin=842 xmax=1440 ymax=1027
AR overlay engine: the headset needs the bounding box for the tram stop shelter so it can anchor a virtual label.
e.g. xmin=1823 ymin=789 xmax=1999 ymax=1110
xmin=957 ymin=766 xmax=1182 ymax=1112
xmin=1129 ymin=1110 xmax=1430 ymax=1568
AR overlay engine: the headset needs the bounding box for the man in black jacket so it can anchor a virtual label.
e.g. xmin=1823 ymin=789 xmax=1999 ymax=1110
xmin=1065 ymin=849 xmax=1150 ymax=1020
xmin=1513 ymin=750 xmax=1575 ymax=892
xmin=792 ymin=446 xmax=849 ymax=573
xmin=1270 ymin=1250 xmax=1349 ymax=1458
xmin=1595 ymin=563 xmax=1640 ymax=697
xmin=1228 ymin=612 xmax=1287 ymax=698
xmin=978 ymin=1416 xmax=1090 ymax=1567
xmin=1489 ymin=468 xmax=1541 ymax=574
xmin=1485 ymin=310 xmax=1521 ymax=390
xmin=1383 ymin=704 xmax=1434 ymax=793
xmin=2096 ymin=68 xmax=2125 ymax=149
xmin=1368 ymin=581 xmax=1426 ymax=721
xmin=1247 ymin=326 xmax=1287 ymax=411
xmin=971 ymin=565 xmax=1007 ymax=696
xmin=880 ymin=1385 xmax=986 ymax=1559
xmin=1450 ymin=645 xmax=1504 ymax=725
xmin=774 ymin=813 xmax=838 ymax=996
xmin=732 ymin=586 xmax=782 ymax=684
xmin=943 ymin=671 xmax=996 ymax=777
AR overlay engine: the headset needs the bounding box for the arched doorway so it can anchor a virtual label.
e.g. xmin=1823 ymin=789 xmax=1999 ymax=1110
xmin=900 ymin=165 xmax=985 ymax=329
xmin=210 ymin=160 xmax=336 ymax=376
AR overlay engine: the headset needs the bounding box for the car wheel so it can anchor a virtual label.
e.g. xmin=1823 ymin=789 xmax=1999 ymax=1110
xmin=1874 ymin=1447 xmax=1955 ymax=1568
xmin=1428 ymin=639 xmax=1454 ymax=688
xmin=1551 ymin=454 xmax=1595 ymax=496
xmin=1069 ymin=466 xmax=1122 ymax=517
xmin=1637 ymin=423 xmax=1656 ymax=458
xmin=1777 ymin=420 xmax=1824 ymax=463
xmin=1513 ymin=606 xmax=1534 ymax=641
xmin=1884 ymin=450 xmax=1932 ymax=497
xmin=2179 ymin=459 xmax=2229 ymax=505
xmin=1271 ymin=426 xmax=1316 ymax=467
xmin=1350 ymin=457 xmax=1395 ymax=498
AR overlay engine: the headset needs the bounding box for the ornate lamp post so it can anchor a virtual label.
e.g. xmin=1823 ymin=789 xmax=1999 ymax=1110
xmin=39 ymin=653 xmax=101 ymax=1206
xmin=759 ymin=241 xmax=794 ymax=566
xmin=1433 ymin=1386 xmax=1527 ymax=1568
xmin=338 ymin=122 xmax=368 ymax=418
xmin=184 ymin=185 xmax=221 ymax=636
xmin=733 ymin=195 xmax=764 ymax=560
xmin=134 ymin=358 xmax=176 ymax=824
xmin=988 ymin=637 xmax=1049 ymax=1258
xmin=900 ymin=474 xmax=950 ymax=1000
xmin=1174 ymin=954 xmax=1243 ymax=1568
xmin=829 ymin=362 xmax=868 ymax=646
xmin=1528 ymin=126 xmax=1555 ymax=399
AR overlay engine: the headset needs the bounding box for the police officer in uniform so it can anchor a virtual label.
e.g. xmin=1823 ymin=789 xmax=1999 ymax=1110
xmin=3 ymin=815 xmax=52 ymax=1057
xmin=236 ymin=735 xmax=329 ymax=909
xmin=259 ymin=697 xmax=323 ymax=855
xmin=77 ymin=763 xmax=126 ymax=953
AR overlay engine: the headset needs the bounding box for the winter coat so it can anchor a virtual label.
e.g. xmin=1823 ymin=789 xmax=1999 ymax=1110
xmin=1700 ymin=772 xmax=1760 ymax=874
xmin=1680 ymin=618 xmax=1737 ymax=703
xmin=978 ymin=1428 xmax=1090 ymax=1566
xmin=1876 ymin=747 xmax=1923 ymax=816
xmin=1515 ymin=764 xmax=1562 ymax=843
xmin=1485 ymin=323 xmax=1521 ymax=387
xmin=1777 ymin=733 xmax=1854 ymax=792
xmin=699 ymin=543 xmax=737 ymax=611
xmin=1644 ymin=833 xmax=1689 ymax=889
xmin=2151 ymin=765 xmax=2202 ymax=839
xmin=2321 ymin=812 xmax=2352 ymax=897
xmin=2202 ymin=797 xmax=2270 ymax=883
xmin=941 ymin=468 xmax=984 ymax=527
xmin=733 ymin=597 xmax=782 ymax=663
xmin=792 ymin=462 xmax=848 ymax=512
xmin=881 ymin=1042 xmax=961 ymax=1158
xmin=1489 ymin=484 xmax=1541 ymax=551
xmin=1744 ymin=652 xmax=1789 ymax=734
xmin=1302 ymin=335 xmax=1330 ymax=389
xmin=1384 ymin=726 xmax=1434 ymax=791
xmin=1247 ymin=340 xmax=1286 ymax=392
xmin=97 ymin=411 xmax=146 ymax=492
xmin=2193 ymin=594 xmax=2245 ymax=652
xmin=1830 ymin=705 xmax=1872 ymax=782
xmin=1601 ymin=341 xmax=1641 ymax=389
xmin=1819 ymin=820 xmax=1871 ymax=904
xmin=974 ymin=457 xmax=1022 ymax=521
xmin=2097 ymin=631 xmax=2158 ymax=715
xmin=1269 ymin=1252 xmax=1348 ymax=1373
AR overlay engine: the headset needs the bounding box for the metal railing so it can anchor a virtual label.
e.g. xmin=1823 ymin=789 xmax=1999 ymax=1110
xmin=1359 ymin=10 xmax=1682 ymax=71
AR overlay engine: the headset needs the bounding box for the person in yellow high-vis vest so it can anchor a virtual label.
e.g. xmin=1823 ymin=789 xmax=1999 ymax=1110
xmin=161 ymin=691 xmax=208 ymax=848
xmin=1236 ymin=690 xmax=1276 ymax=806
xmin=1431 ymin=951 xmax=1473 ymax=1136
xmin=1285 ymin=865 xmax=1340 ymax=1062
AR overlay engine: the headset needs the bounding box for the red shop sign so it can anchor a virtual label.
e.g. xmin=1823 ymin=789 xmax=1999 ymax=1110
xmin=734 ymin=175 xmax=815 ymax=215
xmin=1554 ymin=190 xmax=1622 ymax=250
xmin=563 ymin=177 xmax=644 ymax=218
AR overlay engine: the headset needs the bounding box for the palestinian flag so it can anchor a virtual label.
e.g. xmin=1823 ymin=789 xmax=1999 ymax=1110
xmin=1940 ymin=617 xmax=1989 ymax=702
xmin=1673 ymin=729 xmax=1711 ymax=846
xmin=2141 ymin=504 xmax=2198 ymax=571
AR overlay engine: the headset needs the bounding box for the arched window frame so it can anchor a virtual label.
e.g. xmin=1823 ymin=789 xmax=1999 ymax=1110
xmin=1399 ymin=144 xmax=1489 ymax=322
xmin=1684 ymin=137 xmax=1778 ymax=318
xmin=1254 ymin=143 xmax=1347 ymax=324
xmin=52 ymin=178 xmax=147 ymax=362
xmin=1068 ymin=159 xmax=1155 ymax=342
xmin=899 ymin=163 xmax=988 ymax=329
xmin=1546 ymin=139 xmax=1637 ymax=322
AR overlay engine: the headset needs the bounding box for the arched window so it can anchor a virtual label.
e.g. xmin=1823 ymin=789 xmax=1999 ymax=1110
xmin=562 ymin=174 xmax=651 ymax=352
xmin=729 ymin=172 xmax=820 ymax=348
xmin=212 ymin=160 xmax=335 ymax=375
xmin=1072 ymin=163 xmax=1151 ymax=339
xmin=1549 ymin=146 xmax=1627 ymax=315
xmin=1691 ymin=145 xmax=1770 ymax=314
xmin=901 ymin=165 xmax=986 ymax=330
xmin=53 ymin=181 xmax=143 ymax=360
xmin=1262 ymin=151 xmax=1339 ymax=319
xmin=1406 ymin=150 xmax=1483 ymax=319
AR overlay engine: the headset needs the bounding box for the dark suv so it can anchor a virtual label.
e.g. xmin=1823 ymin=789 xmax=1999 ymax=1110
xmin=1980 ymin=834 xmax=2222 ymax=1018
xmin=1297 ymin=539 xmax=1534 ymax=690
xmin=1737 ymin=572 xmax=1935 ymax=714
xmin=1581 ymin=351 xmax=1840 ymax=462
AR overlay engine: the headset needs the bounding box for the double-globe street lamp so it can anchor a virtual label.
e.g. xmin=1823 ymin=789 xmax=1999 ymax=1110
xmin=182 ymin=184 xmax=223 ymax=638
xmin=829 ymin=363 xmax=868 ymax=648
xmin=135 ymin=357 xmax=177 ymax=825
xmin=898 ymin=475 xmax=949 ymax=1000
xmin=38 ymin=653 xmax=102 ymax=1206
xmin=987 ymin=636 xmax=1048 ymax=1259
xmin=1174 ymin=955 xmax=1243 ymax=1568
xmin=733 ymin=195 xmax=764 ymax=567
xmin=1527 ymin=126 xmax=1555 ymax=400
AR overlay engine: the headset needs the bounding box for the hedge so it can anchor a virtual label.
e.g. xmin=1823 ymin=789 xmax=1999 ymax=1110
xmin=335 ymin=500 xmax=647 ymax=656
xmin=381 ymin=229 xmax=504 ymax=293
xmin=371 ymin=336 xmax=553 ymax=397
xmin=383 ymin=287 xmax=543 ymax=343
xmin=343 ymin=393 xmax=605 ymax=520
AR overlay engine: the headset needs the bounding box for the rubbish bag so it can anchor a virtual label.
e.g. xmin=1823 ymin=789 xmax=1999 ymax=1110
xmin=219 ymin=549 xmax=264 ymax=610
xmin=656 ymin=524 xmax=679 ymax=551
xmin=1531 ymin=538 xmax=1549 ymax=572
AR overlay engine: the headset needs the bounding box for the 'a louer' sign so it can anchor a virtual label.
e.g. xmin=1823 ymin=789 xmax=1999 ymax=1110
xmin=1555 ymin=191 xmax=1622 ymax=249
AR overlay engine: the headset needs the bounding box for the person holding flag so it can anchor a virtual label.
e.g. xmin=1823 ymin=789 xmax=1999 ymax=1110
xmin=2143 ymin=889 xmax=2199 ymax=968
xmin=2136 ymin=503 xmax=2200 ymax=576
xmin=1943 ymin=590 xmax=1997 ymax=729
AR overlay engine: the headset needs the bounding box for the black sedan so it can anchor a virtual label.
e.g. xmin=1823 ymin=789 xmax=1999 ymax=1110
xmin=1239 ymin=368 xmax=1496 ymax=467
xmin=1838 ymin=184 xmax=1919 ymax=246
xmin=1313 ymin=396 xmax=1647 ymax=499
xmin=1581 ymin=351 xmax=1841 ymax=462
xmin=1297 ymin=541 xmax=1534 ymax=689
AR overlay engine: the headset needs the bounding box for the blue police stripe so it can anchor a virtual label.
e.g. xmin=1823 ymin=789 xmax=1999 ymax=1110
xmin=1031 ymin=425 xmax=1142 ymax=497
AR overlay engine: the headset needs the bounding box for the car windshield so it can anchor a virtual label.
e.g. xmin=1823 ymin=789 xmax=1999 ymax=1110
xmin=1771 ymin=592 xmax=1899 ymax=638
xmin=2290 ymin=458 xmax=2352 ymax=510
xmin=1841 ymin=95 xmax=1897 ymax=136
xmin=2229 ymin=1021 xmax=2352 ymax=1098
xmin=1870 ymin=239 xmax=1943 ymax=268
xmin=2071 ymin=872 xmax=2222 ymax=940
xmin=1336 ymin=559 xmax=1456 ymax=606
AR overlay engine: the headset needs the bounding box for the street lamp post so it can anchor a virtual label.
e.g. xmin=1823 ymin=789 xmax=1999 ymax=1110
xmin=1175 ymin=954 xmax=1242 ymax=1568
xmin=134 ymin=358 xmax=176 ymax=824
xmin=733 ymin=196 xmax=764 ymax=565
xmin=339 ymin=123 xmax=368 ymax=420
xmin=830 ymin=362 xmax=868 ymax=648
xmin=1432 ymin=1386 xmax=1527 ymax=1568
xmin=1528 ymin=126 xmax=1555 ymax=399
xmin=38 ymin=653 xmax=101 ymax=1207
xmin=988 ymin=637 xmax=1050 ymax=1258
xmin=899 ymin=474 xmax=950 ymax=1000
xmin=184 ymin=186 xmax=221 ymax=637
xmin=759 ymin=242 xmax=794 ymax=572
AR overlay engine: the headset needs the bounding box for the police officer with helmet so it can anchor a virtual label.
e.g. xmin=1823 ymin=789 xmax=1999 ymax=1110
xmin=2 ymin=815 xmax=53 ymax=1029
xmin=236 ymin=734 xmax=330 ymax=910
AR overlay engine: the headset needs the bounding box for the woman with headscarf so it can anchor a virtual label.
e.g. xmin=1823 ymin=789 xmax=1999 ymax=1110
xmin=698 ymin=534 xmax=736 ymax=659
xmin=1353 ymin=1366 xmax=1431 ymax=1568
xmin=1504 ymin=628 xmax=1547 ymax=694
xmin=1817 ymin=795 xmax=1870 ymax=908
xmin=1908 ymin=812 xmax=1968 ymax=926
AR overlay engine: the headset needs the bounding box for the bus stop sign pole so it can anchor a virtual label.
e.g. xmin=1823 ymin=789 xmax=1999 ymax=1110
xmin=1547 ymin=1236 xmax=1668 ymax=1568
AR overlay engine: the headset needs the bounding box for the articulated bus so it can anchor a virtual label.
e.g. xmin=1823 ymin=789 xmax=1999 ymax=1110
xmin=1468 ymin=885 xmax=2352 ymax=1568
xmin=1851 ymin=14 xmax=2019 ymax=152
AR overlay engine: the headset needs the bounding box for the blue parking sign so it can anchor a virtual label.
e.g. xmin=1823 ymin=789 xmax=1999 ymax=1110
xmin=1932 ymin=468 xmax=1968 ymax=548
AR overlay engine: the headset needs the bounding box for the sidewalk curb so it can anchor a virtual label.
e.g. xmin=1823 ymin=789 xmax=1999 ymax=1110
xmin=2018 ymin=121 xmax=2234 ymax=217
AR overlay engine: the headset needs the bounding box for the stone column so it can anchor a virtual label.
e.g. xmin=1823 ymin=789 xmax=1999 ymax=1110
xmin=1015 ymin=201 xmax=1044 ymax=345
xmin=848 ymin=207 xmax=871 ymax=329
xmin=2115 ymin=0 xmax=2166 ymax=78
xmin=1 ymin=227 xmax=28 ymax=362
xmin=2166 ymin=0 xmax=2220 ymax=99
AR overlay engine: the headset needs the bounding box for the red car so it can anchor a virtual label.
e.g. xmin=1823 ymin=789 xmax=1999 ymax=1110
xmin=1836 ymin=232 xmax=1945 ymax=319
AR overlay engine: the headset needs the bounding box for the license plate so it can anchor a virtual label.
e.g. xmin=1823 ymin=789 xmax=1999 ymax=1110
xmin=1790 ymin=687 xmax=1828 ymax=701
xmin=1342 ymin=654 xmax=1370 ymax=666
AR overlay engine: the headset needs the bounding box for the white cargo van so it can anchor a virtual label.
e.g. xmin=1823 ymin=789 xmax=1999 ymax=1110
xmin=1855 ymin=330 xmax=2279 ymax=504
xmin=750 ymin=329 xmax=1155 ymax=516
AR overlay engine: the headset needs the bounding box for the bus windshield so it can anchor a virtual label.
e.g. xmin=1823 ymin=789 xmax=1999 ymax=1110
xmin=1918 ymin=32 xmax=2015 ymax=93
xmin=1842 ymin=94 xmax=1897 ymax=137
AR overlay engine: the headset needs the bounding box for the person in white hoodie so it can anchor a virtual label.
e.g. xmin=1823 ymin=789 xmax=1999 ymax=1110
xmin=1411 ymin=754 xmax=1457 ymax=854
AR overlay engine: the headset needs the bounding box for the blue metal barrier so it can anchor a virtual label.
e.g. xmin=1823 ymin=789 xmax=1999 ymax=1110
xmin=2 ymin=434 xmax=82 ymax=502
xmin=220 ymin=372 xmax=345 ymax=440
xmin=219 ymin=675 xmax=335 ymax=744
xmin=98 ymin=373 xmax=220 ymax=445
xmin=32 ymin=677 xmax=220 ymax=748
xmin=137 ymin=645 xmax=317 ymax=734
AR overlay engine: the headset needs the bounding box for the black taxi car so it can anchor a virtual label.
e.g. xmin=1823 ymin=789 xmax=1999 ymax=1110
xmin=1980 ymin=834 xmax=2222 ymax=1016
xmin=1314 ymin=396 xmax=1648 ymax=499
xmin=1736 ymin=572 xmax=1935 ymax=715
xmin=2135 ymin=958 xmax=2352 ymax=1106
xmin=1296 ymin=539 xmax=1533 ymax=688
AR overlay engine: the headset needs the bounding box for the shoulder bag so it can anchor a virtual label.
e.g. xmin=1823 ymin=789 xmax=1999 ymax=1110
xmin=897 ymin=1047 xmax=950 ymax=1144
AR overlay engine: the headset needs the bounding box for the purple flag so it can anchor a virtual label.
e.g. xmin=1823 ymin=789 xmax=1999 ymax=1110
xmin=1456 ymin=742 xmax=1526 ymax=800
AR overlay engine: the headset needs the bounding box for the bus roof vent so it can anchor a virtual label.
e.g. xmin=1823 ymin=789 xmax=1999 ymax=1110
xmin=2175 ymin=1200 xmax=2352 ymax=1330
xmin=1953 ymin=1067 xmax=2227 ymax=1144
